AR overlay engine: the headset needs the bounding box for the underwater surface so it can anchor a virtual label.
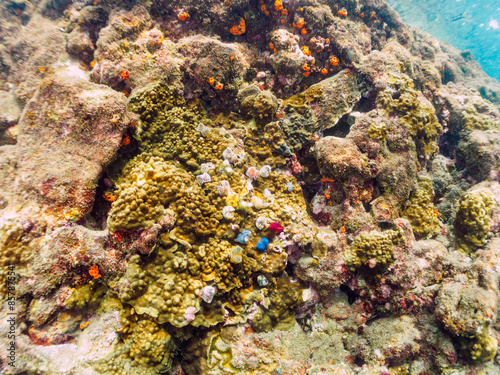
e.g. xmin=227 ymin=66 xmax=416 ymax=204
xmin=1 ymin=0 xmax=500 ymax=374
xmin=387 ymin=0 xmax=500 ymax=82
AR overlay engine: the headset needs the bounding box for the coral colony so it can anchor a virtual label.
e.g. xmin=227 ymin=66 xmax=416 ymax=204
xmin=0 ymin=0 xmax=499 ymax=373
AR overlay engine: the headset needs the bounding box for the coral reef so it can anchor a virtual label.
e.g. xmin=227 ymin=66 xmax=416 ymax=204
xmin=107 ymin=155 xmax=191 ymax=232
xmin=454 ymin=187 xmax=495 ymax=254
xmin=344 ymin=228 xmax=404 ymax=272
xmin=0 ymin=0 xmax=500 ymax=374
xmin=401 ymin=175 xmax=441 ymax=239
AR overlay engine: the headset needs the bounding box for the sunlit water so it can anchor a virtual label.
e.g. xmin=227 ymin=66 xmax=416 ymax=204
xmin=387 ymin=0 xmax=500 ymax=82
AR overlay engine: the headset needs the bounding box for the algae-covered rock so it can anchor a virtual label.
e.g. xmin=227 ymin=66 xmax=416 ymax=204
xmin=15 ymin=70 xmax=130 ymax=221
xmin=315 ymin=136 xmax=369 ymax=182
xmin=435 ymin=277 xmax=496 ymax=338
xmin=4 ymin=15 xmax=69 ymax=102
xmin=18 ymin=225 xmax=113 ymax=300
xmin=0 ymin=91 xmax=22 ymax=135
xmin=435 ymin=275 xmax=498 ymax=363
xmin=347 ymin=315 xmax=422 ymax=366
xmin=251 ymin=274 xmax=303 ymax=333
xmin=325 ymin=14 xmax=372 ymax=65
xmin=439 ymin=83 xmax=500 ymax=134
xmin=268 ymin=29 xmax=307 ymax=91
xmin=457 ymin=130 xmax=500 ymax=181
xmin=92 ymin=6 xmax=174 ymax=92
xmin=179 ymin=35 xmax=249 ymax=98
xmin=283 ymin=69 xmax=361 ymax=131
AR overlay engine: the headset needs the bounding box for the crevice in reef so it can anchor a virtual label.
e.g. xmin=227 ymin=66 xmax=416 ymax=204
xmin=83 ymin=131 xmax=140 ymax=231
xmin=82 ymin=174 xmax=113 ymax=231
xmin=438 ymin=129 xmax=460 ymax=159
xmin=352 ymin=95 xmax=376 ymax=113
xmin=323 ymin=113 xmax=351 ymax=138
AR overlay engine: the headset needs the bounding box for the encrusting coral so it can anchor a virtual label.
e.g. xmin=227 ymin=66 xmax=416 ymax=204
xmin=107 ymin=155 xmax=191 ymax=232
xmin=402 ymin=175 xmax=441 ymax=239
xmin=454 ymin=188 xmax=495 ymax=254
xmin=344 ymin=228 xmax=404 ymax=272
xmin=376 ymin=78 xmax=442 ymax=160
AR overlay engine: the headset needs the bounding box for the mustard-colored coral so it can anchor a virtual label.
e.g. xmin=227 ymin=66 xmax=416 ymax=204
xmin=465 ymin=330 xmax=499 ymax=363
xmin=170 ymin=185 xmax=220 ymax=238
xmin=461 ymin=103 xmax=500 ymax=132
xmin=130 ymin=83 xmax=227 ymax=170
xmin=64 ymin=281 xmax=107 ymax=310
xmin=454 ymin=189 xmax=495 ymax=254
xmin=237 ymin=85 xmax=278 ymax=125
xmin=95 ymin=314 xmax=174 ymax=374
xmin=368 ymin=121 xmax=388 ymax=142
xmin=377 ymin=78 xmax=441 ymax=159
xmin=110 ymin=81 xmax=318 ymax=337
xmin=120 ymin=248 xmax=205 ymax=327
xmin=0 ymin=219 xmax=33 ymax=299
xmin=344 ymin=228 xmax=403 ymax=272
xmin=107 ymin=155 xmax=192 ymax=232
xmin=402 ymin=175 xmax=441 ymax=239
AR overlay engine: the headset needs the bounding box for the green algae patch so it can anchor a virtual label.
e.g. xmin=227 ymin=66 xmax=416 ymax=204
xmin=279 ymin=105 xmax=317 ymax=154
xmin=283 ymin=84 xmax=325 ymax=112
xmin=454 ymin=189 xmax=495 ymax=254
xmin=402 ymin=175 xmax=441 ymax=239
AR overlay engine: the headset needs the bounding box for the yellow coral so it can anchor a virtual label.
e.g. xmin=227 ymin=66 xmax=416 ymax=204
xmin=402 ymin=175 xmax=441 ymax=239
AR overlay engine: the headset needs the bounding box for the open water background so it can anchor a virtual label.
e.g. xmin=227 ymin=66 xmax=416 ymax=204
xmin=387 ymin=0 xmax=500 ymax=82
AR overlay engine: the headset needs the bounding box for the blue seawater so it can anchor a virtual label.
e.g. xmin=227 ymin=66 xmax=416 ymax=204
xmin=387 ymin=0 xmax=500 ymax=81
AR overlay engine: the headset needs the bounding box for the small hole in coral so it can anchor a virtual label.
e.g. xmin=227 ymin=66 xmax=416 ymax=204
xmin=323 ymin=114 xmax=351 ymax=138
